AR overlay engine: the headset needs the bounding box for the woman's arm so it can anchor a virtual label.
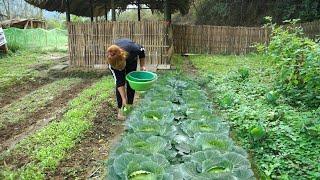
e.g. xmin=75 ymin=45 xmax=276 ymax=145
xmin=140 ymin=57 xmax=146 ymax=71
xmin=117 ymin=86 xmax=127 ymax=107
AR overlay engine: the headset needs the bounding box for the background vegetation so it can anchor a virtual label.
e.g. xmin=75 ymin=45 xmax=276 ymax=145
xmin=173 ymin=0 xmax=320 ymax=26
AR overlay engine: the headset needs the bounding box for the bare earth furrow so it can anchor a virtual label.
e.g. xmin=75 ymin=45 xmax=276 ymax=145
xmin=0 ymin=80 xmax=94 ymax=153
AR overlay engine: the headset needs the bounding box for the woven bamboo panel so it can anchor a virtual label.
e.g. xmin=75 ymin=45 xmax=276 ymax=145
xmin=173 ymin=20 xmax=319 ymax=55
xmin=173 ymin=24 xmax=269 ymax=55
xmin=68 ymin=21 xmax=170 ymax=67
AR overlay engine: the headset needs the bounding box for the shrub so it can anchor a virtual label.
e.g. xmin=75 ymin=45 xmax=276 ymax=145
xmin=263 ymin=17 xmax=320 ymax=108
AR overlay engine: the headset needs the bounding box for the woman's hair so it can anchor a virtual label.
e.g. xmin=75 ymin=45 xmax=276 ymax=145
xmin=107 ymin=45 xmax=128 ymax=70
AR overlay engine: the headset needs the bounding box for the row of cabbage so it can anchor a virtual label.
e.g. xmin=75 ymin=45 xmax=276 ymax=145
xmin=106 ymin=73 xmax=255 ymax=179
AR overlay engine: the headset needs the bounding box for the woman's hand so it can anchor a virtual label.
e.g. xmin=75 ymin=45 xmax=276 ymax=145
xmin=140 ymin=66 xmax=147 ymax=71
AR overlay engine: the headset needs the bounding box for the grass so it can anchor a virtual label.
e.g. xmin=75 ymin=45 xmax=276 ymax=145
xmin=0 ymin=78 xmax=82 ymax=128
xmin=0 ymin=77 xmax=114 ymax=179
xmin=189 ymin=54 xmax=320 ymax=179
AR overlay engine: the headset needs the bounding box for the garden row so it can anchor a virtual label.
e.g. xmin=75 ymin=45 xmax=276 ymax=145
xmin=106 ymin=73 xmax=255 ymax=179
xmin=190 ymin=55 xmax=319 ymax=179
xmin=0 ymin=77 xmax=114 ymax=179
xmin=0 ymin=78 xmax=82 ymax=129
xmin=0 ymin=51 xmax=63 ymax=94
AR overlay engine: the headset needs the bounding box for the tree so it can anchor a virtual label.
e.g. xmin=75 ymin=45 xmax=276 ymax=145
xmin=194 ymin=0 xmax=320 ymax=26
xmin=0 ymin=0 xmax=44 ymax=20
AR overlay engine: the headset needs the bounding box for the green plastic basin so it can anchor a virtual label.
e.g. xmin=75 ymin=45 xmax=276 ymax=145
xmin=127 ymin=71 xmax=157 ymax=82
xmin=126 ymin=71 xmax=157 ymax=91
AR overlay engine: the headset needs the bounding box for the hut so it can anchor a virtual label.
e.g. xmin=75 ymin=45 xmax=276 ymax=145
xmin=24 ymin=0 xmax=191 ymax=69
xmin=0 ymin=18 xmax=46 ymax=29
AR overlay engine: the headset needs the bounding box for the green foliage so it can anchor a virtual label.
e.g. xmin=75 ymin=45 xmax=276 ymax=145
xmin=263 ymin=18 xmax=320 ymax=108
xmin=107 ymin=153 xmax=168 ymax=180
xmin=265 ymin=91 xmax=279 ymax=105
xmin=121 ymin=104 xmax=133 ymax=116
xmin=0 ymin=77 xmax=114 ymax=178
xmin=180 ymin=150 xmax=254 ymax=179
xmin=0 ymin=51 xmax=58 ymax=92
xmin=190 ymin=54 xmax=320 ymax=179
xmin=219 ymin=94 xmax=234 ymax=109
xmin=46 ymin=19 xmax=66 ymax=30
xmin=195 ymin=0 xmax=320 ymax=26
xmin=106 ymin=73 xmax=254 ymax=179
xmin=181 ymin=119 xmax=229 ymax=137
xmin=118 ymin=9 xmax=162 ymax=21
xmin=0 ymin=78 xmax=82 ymax=128
xmin=249 ymin=125 xmax=266 ymax=141
xmin=238 ymin=67 xmax=250 ymax=80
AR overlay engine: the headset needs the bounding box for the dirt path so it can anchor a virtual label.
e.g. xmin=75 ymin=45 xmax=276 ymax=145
xmin=0 ymin=79 xmax=95 ymax=153
xmin=46 ymin=100 xmax=124 ymax=179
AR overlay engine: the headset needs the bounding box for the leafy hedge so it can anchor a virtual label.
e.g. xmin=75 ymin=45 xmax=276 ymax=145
xmin=106 ymin=73 xmax=255 ymax=179
xmin=259 ymin=18 xmax=320 ymax=108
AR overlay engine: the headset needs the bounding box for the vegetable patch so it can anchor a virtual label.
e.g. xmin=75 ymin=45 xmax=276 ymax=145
xmin=106 ymin=73 xmax=255 ymax=179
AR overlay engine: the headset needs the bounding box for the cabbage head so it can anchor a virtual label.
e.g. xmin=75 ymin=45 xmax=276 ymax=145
xmin=114 ymin=133 xmax=170 ymax=156
xmin=181 ymin=119 xmax=229 ymax=137
xmin=195 ymin=133 xmax=234 ymax=152
xmin=126 ymin=120 xmax=176 ymax=138
xmin=179 ymin=150 xmax=255 ymax=179
xmin=107 ymin=153 xmax=169 ymax=180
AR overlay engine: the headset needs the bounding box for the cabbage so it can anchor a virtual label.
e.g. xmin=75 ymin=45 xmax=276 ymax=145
xmin=182 ymin=89 xmax=208 ymax=103
xmin=126 ymin=120 xmax=176 ymax=138
xmin=195 ymin=133 xmax=234 ymax=152
xmin=107 ymin=153 xmax=168 ymax=180
xmin=179 ymin=150 xmax=255 ymax=179
xmin=106 ymin=75 xmax=255 ymax=180
xmin=114 ymin=133 xmax=170 ymax=155
xmin=181 ymin=119 xmax=229 ymax=137
xmin=128 ymin=105 xmax=174 ymax=125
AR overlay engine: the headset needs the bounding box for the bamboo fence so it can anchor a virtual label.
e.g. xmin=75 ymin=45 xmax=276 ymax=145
xmin=68 ymin=20 xmax=319 ymax=67
xmin=173 ymin=20 xmax=319 ymax=55
xmin=293 ymin=20 xmax=320 ymax=39
xmin=68 ymin=21 xmax=170 ymax=67
xmin=173 ymin=25 xmax=268 ymax=55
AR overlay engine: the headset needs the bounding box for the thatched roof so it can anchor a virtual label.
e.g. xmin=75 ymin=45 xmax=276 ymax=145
xmin=25 ymin=0 xmax=191 ymax=17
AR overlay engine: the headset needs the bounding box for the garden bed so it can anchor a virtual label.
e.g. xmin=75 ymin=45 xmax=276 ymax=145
xmin=189 ymin=54 xmax=320 ymax=179
xmin=0 ymin=77 xmax=116 ymax=179
xmin=106 ymin=72 xmax=255 ymax=179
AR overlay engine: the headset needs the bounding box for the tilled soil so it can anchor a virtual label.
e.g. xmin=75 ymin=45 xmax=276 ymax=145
xmin=46 ymin=101 xmax=124 ymax=179
xmin=0 ymin=78 xmax=53 ymax=108
xmin=0 ymin=79 xmax=95 ymax=153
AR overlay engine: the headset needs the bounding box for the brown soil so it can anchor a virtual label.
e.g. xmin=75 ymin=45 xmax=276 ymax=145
xmin=0 ymin=53 xmax=68 ymax=109
xmin=0 ymin=79 xmax=95 ymax=153
xmin=0 ymin=78 xmax=53 ymax=108
xmin=46 ymin=100 xmax=124 ymax=179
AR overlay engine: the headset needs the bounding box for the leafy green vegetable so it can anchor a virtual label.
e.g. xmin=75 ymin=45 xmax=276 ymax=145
xmin=114 ymin=133 xmax=170 ymax=155
xmin=179 ymin=150 xmax=254 ymax=179
xmin=106 ymin=74 xmax=254 ymax=179
xmin=107 ymin=153 xmax=168 ymax=180
xmin=238 ymin=67 xmax=250 ymax=80
xmin=265 ymin=91 xmax=278 ymax=104
xmin=195 ymin=133 xmax=234 ymax=152
xmin=122 ymin=105 xmax=134 ymax=116
xmin=249 ymin=125 xmax=265 ymax=140
xmin=181 ymin=119 xmax=229 ymax=137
